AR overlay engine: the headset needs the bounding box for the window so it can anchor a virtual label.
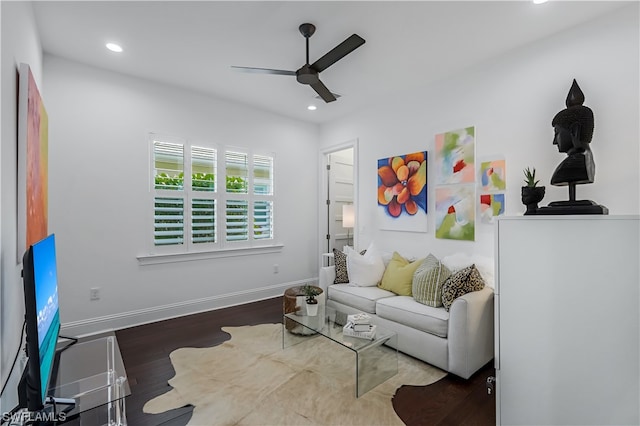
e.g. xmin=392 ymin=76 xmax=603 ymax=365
xmin=253 ymin=155 xmax=274 ymax=240
xmin=150 ymin=135 xmax=274 ymax=253
xmin=222 ymin=151 xmax=275 ymax=243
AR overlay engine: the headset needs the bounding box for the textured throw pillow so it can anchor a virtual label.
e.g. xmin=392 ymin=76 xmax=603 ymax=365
xmin=441 ymin=264 xmax=486 ymax=311
xmin=333 ymin=248 xmax=367 ymax=284
xmin=378 ymin=252 xmax=424 ymax=296
xmin=345 ymin=245 xmax=384 ymax=287
xmin=333 ymin=248 xmax=350 ymax=284
xmin=412 ymin=254 xmax=452 ymax=307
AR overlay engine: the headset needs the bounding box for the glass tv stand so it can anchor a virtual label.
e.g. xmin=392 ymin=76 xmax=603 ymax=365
xmin=48 ymin=335 xmax=129 ymax=425
xmin=3 ymin=335 xmax=129 ymax=425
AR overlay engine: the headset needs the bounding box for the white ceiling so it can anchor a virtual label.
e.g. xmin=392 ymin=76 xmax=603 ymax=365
xmin=33 ymin=1 xmax=629 ymax=124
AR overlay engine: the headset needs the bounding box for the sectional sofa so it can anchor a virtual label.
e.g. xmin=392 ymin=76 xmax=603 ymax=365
xmin=319 ymin=251 xmax=494 ymax=379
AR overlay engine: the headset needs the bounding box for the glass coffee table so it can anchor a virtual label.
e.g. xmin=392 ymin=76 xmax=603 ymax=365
xmin=283 ymin=305 xmax=398 ymax=397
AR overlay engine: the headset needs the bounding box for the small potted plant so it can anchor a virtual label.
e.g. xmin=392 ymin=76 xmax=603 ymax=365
xmin=302 ymin=284 xmax=321 ymax=316
xmin=521 ymin=167 xmax=546 ymax=215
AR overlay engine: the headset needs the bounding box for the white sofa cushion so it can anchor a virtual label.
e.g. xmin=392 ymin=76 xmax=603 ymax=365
xmin=376 ymin=296 xmax=450 ymax=338
xmin=328 ymin=284 xmax=395 ymax=314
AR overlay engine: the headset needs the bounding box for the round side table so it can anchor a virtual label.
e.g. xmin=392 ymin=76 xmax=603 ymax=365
xmin=283 ymin=285 xmax=323 ymax=334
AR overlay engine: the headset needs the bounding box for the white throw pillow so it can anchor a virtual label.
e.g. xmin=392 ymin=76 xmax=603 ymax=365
xmin=441 ymin=252 xmax=474 ymax=272
xmin=345 ymin=243 xmax=385 ymax=287
xmin=441 ymin=252 xmax=495 ymax=289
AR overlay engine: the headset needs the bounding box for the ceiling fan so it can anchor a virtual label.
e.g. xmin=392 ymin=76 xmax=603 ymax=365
xmin=231 ymin=23 xmax=365 ymax=103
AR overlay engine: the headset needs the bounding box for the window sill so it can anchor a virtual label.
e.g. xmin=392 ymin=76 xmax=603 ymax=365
xmin=137 ymin=244 xmax=284 ymax=265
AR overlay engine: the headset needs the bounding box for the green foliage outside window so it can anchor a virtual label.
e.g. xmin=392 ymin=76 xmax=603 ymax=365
xmin=154 ymin=173 xmax=249 ymax=192
xmin=226 ymin=176 xmax=247 ymax=193
xmin=155 ymin=172 xmax=185 ymax=190
xmin=192 ymin=173 xmax=216 ymax=190
xmin=155 ymin=172 xmax=217 ymax=190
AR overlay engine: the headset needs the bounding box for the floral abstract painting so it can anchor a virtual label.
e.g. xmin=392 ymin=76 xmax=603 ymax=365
xmin=480 ymin=159 xmax=506 ymax=191
xmin=435 ymin=185 xmax=475 ymax=241
xmin=435 ymin=127 xmax=475 ymax=185
xmin=377 ymin=151 xmax=427 ymax=232
xmin=480 ymin=193 xmax=505 ymax=224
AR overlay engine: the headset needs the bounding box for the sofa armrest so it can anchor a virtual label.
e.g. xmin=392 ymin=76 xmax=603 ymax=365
xmin=447 ymin=286 xmax=494 ymax=379
xmin=319 ymin=266 xmax=336 ymax=293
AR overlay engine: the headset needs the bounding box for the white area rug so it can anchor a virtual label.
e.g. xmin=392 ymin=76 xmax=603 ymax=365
xmin=143 ymin=323 xmax=446 ymax=425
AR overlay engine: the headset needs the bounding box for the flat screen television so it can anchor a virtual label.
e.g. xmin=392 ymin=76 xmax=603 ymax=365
xmin=18 ymin=233 xmax=61 ymax=412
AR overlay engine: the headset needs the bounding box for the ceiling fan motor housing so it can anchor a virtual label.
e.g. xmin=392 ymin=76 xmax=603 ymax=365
xmin=296 ymin=65 xmax=319 ymax=85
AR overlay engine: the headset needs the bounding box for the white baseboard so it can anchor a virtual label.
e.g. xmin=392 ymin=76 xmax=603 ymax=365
xmin=61 ymin=279 xmax=315 ymax=338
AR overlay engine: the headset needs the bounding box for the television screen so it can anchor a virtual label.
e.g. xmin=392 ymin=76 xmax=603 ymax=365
xmin=32 ymin=234 xmax=60 ymax=402
xmin=20 ymin=233 xmax=61 ymax=411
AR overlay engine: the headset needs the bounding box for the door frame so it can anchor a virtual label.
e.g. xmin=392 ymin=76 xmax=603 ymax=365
xmin=318 ymin=138 xmax=359 ymax=269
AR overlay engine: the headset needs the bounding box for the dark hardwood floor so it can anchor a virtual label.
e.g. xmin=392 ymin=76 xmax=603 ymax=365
xmin=392 ymin=361 xmax=495 ymax=426
xmin=115 ymin=297 xmax=495 ymax=425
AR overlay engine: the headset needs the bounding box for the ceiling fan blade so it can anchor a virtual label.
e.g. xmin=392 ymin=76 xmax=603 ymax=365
xmin=310 ymin=34 xmax=365 ymax=73
xmin=231 ymin=66 xmax=296 ymax=76
xmin=310 ymin=79 xmax=337 ymax=103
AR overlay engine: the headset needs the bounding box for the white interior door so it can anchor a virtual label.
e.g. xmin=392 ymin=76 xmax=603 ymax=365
xmin=326 ymin=148 xmax=354 ymax=254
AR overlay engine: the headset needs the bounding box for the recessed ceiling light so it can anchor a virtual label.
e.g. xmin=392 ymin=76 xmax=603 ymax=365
xmin=307 ymin=105 xmax=317 ymax=111
xmin=533 ymin=0 xmax=548 ymax=4
xmin=106 ymin=43 xmax=123 ymax=53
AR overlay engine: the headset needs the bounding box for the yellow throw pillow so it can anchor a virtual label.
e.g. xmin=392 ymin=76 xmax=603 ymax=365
xmin=378 ymin=252 xmax=424 ymax=296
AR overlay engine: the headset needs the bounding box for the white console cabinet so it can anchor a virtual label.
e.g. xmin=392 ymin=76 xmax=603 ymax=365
xmin=494 ymin=216 xmax=639 ymax=425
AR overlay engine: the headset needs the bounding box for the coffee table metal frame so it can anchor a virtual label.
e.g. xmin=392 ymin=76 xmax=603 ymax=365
xmin=283 ymin=305 xmax=398 ymax=397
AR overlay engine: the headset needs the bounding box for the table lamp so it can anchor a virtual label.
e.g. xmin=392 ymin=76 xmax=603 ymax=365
xmin=342 ymin=204 xmax=355 ymax=247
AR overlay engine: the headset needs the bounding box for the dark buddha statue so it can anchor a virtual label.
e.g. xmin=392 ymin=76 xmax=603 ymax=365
xmin=536 ymin=80 xmax=608 ymax=215
xmin=550 ymin=80 xmax=595 ymax=186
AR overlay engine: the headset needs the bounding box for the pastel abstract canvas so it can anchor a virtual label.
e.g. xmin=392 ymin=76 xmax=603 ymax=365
xmin=435 ymin=127 xmax=475 ymax=185
xmin=480 ymin=193 xmax=505 ymax=224
xmin=480 ymin=159 xmax=506 ymax=191
xmin=377 ymin=151 xmax=428 ymax=232
xmin=435 ymin=185 xmax=475 ymax=241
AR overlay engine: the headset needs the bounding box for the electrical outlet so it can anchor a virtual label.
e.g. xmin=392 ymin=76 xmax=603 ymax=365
xmin=273 ymin=264 xmax=279 ymax=274
xmin=90 ymin=287 xmax=101 ymax=301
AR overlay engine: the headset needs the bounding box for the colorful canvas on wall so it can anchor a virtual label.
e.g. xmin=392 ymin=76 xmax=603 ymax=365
xmin=480 ymin=159 xmax=506 ymax=191
xmin=480 ymin=193 xmax=505 ymax=224
xmin=18 ymin=63 xmax=49 ymax=258
xmin=435 ymin=127 xmax=475 ymax=185
xmin=377 ymin=151 xmax=428 ymax=232
xmin=435 ymin=185 xmax=475 ymax=241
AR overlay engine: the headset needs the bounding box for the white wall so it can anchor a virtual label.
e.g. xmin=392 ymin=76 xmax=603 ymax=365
xmin=42 ymin=56 xmax=319 ymax=335
xmin=0 ymin=0 xmax=43 ymax=408
xmin=319 ymin=4 xmax=640 ymax=260
xmin=1 ymin=0 xmax=638 ymax=403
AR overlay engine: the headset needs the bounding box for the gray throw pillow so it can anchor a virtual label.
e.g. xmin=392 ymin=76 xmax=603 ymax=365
xmin=412 ymin=254 xmax=452 ymax=307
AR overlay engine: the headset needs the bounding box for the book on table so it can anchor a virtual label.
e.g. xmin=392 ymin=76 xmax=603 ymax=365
xmin=343 ymin=322 xmax=377 ymax=340
xmin=352 ymin=323 xmax=372 ymax=332
xmin=347 ymin=313 xmax=371 ymax=325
